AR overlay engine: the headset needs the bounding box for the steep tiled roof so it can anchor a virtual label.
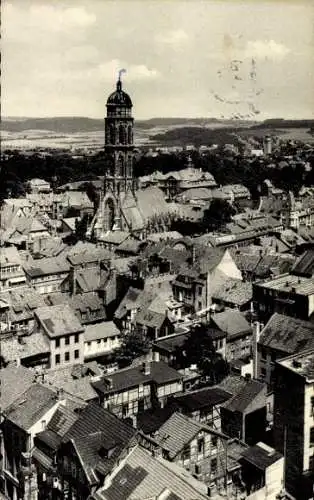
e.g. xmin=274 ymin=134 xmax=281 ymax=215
xmin=215 ymin=375 xmax=248 ymax=396
xmin=0 ymin=365 xmax=34 ymax=410
xmin=94 ymin=445 xmax=209 ymax=500
xmin=35 ymin=304 xmax=84 ymax=338
xmin=46 ymin=292 xmax=107 ymax=323
xmin=222 ymin=379 xmax=266 ymax=413
xmin=291 ymin=250 xmax=314 ymax=278
xmin=259 ymin=313 xmax=314 ymax=355
xmin=63 ymin=402 xmax=136 ymax=482
xmin=4 ymin=384 xmax=57 ymax=430
xmin=211 ymin=310 xmax=252 ymax=339
xmin=24 ymin=256 xmax=70 ymax=277
xmin=114 ymin=287 xmax=154 ymax=320
xmin=134 ymin=308 xmax=168 ymax=330
xmin=155 ymin=412 xmax=227 ymax=459
xmin=36 ymin=404 xmax=79 ymax=450
xmin=1 ymin=332 xmax=50 ymax=363
xmin=213 ymin=279 xmax=252 ymax=307
xmin=99 ymin=231 xmax=130 ymax=245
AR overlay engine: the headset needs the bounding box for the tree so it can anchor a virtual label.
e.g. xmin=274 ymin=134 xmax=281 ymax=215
xmin=114 ymin=330 xmax=150 ymax=369
xmin=183 ymin=324 xmax=229 ymax=384
xmin=81 ymin=181 xmax=100 ymax=212
xmin=74 ymin=213 xmax=90 ymax=241
xmin=202 ymin=199 xmax=236 ymax=231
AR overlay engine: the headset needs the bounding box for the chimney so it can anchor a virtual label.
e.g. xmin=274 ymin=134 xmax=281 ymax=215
xmin=70 ymin=265 xmax=76 ymax=296
xmin=191 ymin=245 xmax=196 ymax=265
xmin=57 ymin=387 xmax=64 ymax=401
xmin=142 ymin=361 xmax=151 ymax=376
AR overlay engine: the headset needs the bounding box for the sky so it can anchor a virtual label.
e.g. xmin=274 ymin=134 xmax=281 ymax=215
xmin=2 ymin=0 xmax=314 ymax=120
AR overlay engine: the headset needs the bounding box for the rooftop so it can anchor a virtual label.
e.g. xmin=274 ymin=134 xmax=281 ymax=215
xmin=259 ymin=313 xmax=314 ymax=355
xmin=174 ymin=386 xmax=232 ymax=412
xmin=222 ymin=379 xmax=266 ymax=413
xmin=35 ymin=304 xmax=84 ymax=338
xmin=93 ymin=445 xmax=208 ymax=500
xmin=92 ymin=361 xmax=182 ymax=395
xmin=258 ymin=273 xmax=314 ymax=296
xmin=240 ymin=441 xmax=282 ymax=470
xmin=4 ymin=384 xmax=57 ymax=431
xmin=211 ymin=310 xmax=252 ymax=340
xmin=213 ymin=279 xmax=253 ymax=307
xmin=278 ymin=349 xmax=314 ymax=383
xmin=84 ymin=321 xmax=120 ymax=342
xmin=0 ymin=365 xmax=35 ymax=411
xmin=154 ymin=412 xmax=227 ymax=460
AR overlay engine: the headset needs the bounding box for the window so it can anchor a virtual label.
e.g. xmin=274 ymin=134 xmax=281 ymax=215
xmin=211 ymin=458 xmax=217 ymax=474
xmin=97 ymin=339 xmax=101 ymax=344
xmin=310 ymin=455 xmax=314 ymax=471
xmin=55 ymin=354 xmax=60 ymax=365
xmin=195 ymin=464 xmax=200 ymax=475
xmin=181 ymin=445 xmax=190 ymax=461
xmin=261 ymin=367 xmax=266 ymax=377
xmin=74 ymin=333 xmax=79 ymax=343
xmin=260 ymin=347 xmax=267 ymax=360
xmin=74 ymin=350 xmax=79 ymax=359
xmin=212 ymin=435 xmax=218 ymax=448
xmin=311 ymin=397 xmax=314 ymax=417
xmin=198 ymin=437 xmax=205 ymax=453
xmin=271 ymin=352 xmax=276 ymax=363
xmin=122 ymin=403 xmax=129 ymax=417
xmin=65 ymin=336 xmax=70 ymax=345
xmin=310 ymin=427 xmax=314 ymax=446
xmin=55 ymin=338 xmax=60 ymax=348
xmin=65 ymin=352 xmax=70 ymax=362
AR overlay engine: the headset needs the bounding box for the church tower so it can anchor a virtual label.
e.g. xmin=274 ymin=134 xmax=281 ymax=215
xmin=104 ymin=74 xmax=135 ymax=197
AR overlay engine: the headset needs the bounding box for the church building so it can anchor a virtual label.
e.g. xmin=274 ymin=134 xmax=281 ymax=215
xmin=88 ymin=74 xmax=172 ymax=241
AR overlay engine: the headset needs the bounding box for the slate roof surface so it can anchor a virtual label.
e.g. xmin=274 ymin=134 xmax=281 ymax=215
xmin=24 ymin=256 xmax=70 ymax=278
xmin=291 ymin=250 xmax=314 ymax=277
xmin=211 ymin=310 xmax=252 ymax=339
xmin=134 ymin=308 xmax=168 ymax=329
xmin=92 ymin=361 xmax=182 ymax=395
xmin=0 ymin=286 xmax=47 ymax=323
xmin=1 ymin=332 xmax=50 ymax=363
xmin=135 ymin=405 xmax=179 ymax=435
xmin=66 ymin=248 xmax=112 ymax=267
xmin=258 ymin=313 xmax=314 ymax=355
xmin=43 ymin=365 xmax=99 ymax=401
xmin=74 ymin=267 xmax=109 ymax=293
xmin=46 ymin=292 xmax=106 ymax=323
xmin=174 ymin=387 xmax=232 ymax=412
xmin=213 ymin=279 xmax=253 ymax=307
xmin=84 ymin=321 xmax=120 ymax=342
xmin=4 ymin=384 xmax=57 ymax=430
xmin=215 ymin=375 xmax=249 ymax=396
xmin=0 ymin=365 xmax=35 ymax=410
xmin=153 ymin=333 xmax=189 ymax=354
xmin=155 ymin=412 xmax=227 ymax=459
xmin=222 ymin=379 xmax=266 ymax=413
xmin=94 ymin=445 xmax=209 ymax=500
xmin=114 ymin=287 xmax=143 ymax=319
xmin=35 ymin=304 xmax=84 ymax=338
xmin=99 ymin=231 xmax=130 ymax=245
xmin=240 ymin=442 xmax=282 ymax=470
xmin=63 ymin=402 xmax=136 ymax=483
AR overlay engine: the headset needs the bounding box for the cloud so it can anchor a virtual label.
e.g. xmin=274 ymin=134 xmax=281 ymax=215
xmin=156 ymin=29 xmax=189 ymax=47
xmin=97 ymin=60 xmax=161 ymax=82
xmin=3 ymin=3 xmax=96 ymax=40
xmin=245 ymin=40 xmax=291 ymax=61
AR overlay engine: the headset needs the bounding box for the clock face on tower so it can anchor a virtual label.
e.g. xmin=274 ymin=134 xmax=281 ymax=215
xmin=104 ymin=77 xmax=134 ymax=197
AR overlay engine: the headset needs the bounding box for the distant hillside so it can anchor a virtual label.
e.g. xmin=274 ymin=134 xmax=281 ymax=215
xmin=2 ymin=117 xmax=104 ymax=133
xmin=252 ymin=119 xmax=314 ymax=129
xmin=150 ymin=126 xmax=240 ymax=147
xmin=2 ymin=116 xmax=313 ymax=135
xmin=2 ymin=116 xmax=225 ymax=133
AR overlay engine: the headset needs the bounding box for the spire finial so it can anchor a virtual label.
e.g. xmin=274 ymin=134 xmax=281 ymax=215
xmin=117 ymin=68 xmax=127 ymax=90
